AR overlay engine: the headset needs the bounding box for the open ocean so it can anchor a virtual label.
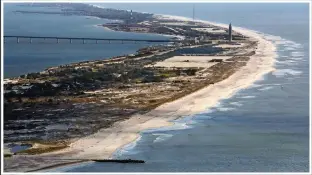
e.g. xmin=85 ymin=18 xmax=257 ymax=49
xmin=4 ymin=3 xmax=310 ymax=172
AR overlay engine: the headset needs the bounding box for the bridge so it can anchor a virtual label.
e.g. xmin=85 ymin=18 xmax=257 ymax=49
xmin=3 ymin=35 xmax=180 ymax=44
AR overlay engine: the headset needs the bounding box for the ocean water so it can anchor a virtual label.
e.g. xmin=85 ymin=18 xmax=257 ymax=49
xmin=3 ymin=4 xmax=168 ymax=78
xmin=7 ymin=3 xmax=310 ymax=172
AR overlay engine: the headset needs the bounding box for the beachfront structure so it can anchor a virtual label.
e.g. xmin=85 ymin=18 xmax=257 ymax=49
xmin=229 ymin=23 xmax=232 ymax=42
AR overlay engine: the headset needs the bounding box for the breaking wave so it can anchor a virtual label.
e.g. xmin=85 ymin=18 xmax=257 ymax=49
xmin=153 ymin=133 xmax=173 ymax=143
xmin=275 ymin=59 xmax=298 ymax=66
xmin=272 ymin=69 xmax=302 ymax=78
xmin=239 ymin=95 xmax=256 ymax=99
xmin=258 ymin=86 xmax=274 ymax=91
xmin=113 ymin=135 xmax=142 ymax=157
xmin=229 ymin=101 xmax=243 ymax=107
xmin=217 ymin=107 xmax=236 ymax=112
xmin=290 ymin=51 xmax=305 ymax=58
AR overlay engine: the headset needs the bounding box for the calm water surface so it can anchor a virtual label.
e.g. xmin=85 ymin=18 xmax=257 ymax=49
xmin=4 ymin=4 xmax=167 ymax=78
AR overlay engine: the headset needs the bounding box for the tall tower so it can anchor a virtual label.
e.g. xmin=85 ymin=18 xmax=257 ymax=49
xmin=229 ymin=23 xmax=232 ymax=42
xmin=130 ymin=10 xmax=133 ymax=23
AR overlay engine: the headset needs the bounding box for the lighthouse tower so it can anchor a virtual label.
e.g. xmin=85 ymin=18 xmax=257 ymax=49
xmin=130 ymin=10 xmax=133 ymax=23
xmin=229 ymin=23 xmax=232 ymax=42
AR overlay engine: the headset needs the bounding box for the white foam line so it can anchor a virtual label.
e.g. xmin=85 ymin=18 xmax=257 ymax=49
xmin=272 ymin=69 xmax=303 ymax=78
xmin=239 ymin=95 xmax=256 ymax=99
xmin=258 ymin=86 xmax=274 ymax=91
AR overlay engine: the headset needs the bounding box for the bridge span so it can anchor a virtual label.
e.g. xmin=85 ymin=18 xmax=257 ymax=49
xmin=3 ymin=35 xmax=180 ymax=44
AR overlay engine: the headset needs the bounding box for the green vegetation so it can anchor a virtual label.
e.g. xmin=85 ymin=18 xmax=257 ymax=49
xmin=15 ymin=145 xmax=68 ymax=155
xmin=4 ymin=154 xmax=13 ymax=158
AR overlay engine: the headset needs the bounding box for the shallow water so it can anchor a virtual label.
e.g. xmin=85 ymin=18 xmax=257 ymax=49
xmin=8 ymin=143 xmax=32 ymax=153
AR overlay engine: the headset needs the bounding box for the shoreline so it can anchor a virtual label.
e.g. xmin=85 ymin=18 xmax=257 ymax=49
xmin=95 ymin=24 xmax=185 ymax=41
xmin=32 ymin=14 xmax=277 ymax=172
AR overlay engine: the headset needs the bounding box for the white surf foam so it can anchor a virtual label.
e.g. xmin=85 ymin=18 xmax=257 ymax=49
xmin=258 ymin=86 xmax=274 ymax=91
xmin=290 ymin=45 xmax=303 ymax=49
xmin=290 ymin=57 xmax=304 ymax=61
xmin=284 ymin=47 xmax=297 ymax=51
xmin=291 ymin=51 xmax=305 ymax=57
xmin=144 ymin=118 xmax=193 ymax=133
xmin=229 ymin=101 xmax=243 ymax=107
xmin=263 ymin=34 xmax=284 ymax=42
xmin=114 ymin=135 xmax=142 ymax=156
xmin=217 ymin=107 xmax=236 ymax=112
xmin=239 ymin=95 xmax=256 ymax=99
xmin=152 ymin=133 xmax=173 ymax=143
xmin=272 ymin=69 xmax=303 ymax=78
xmin=275 ymin=60 xmax=298 ymax=66
xmin=249 ymin=84 xmax=263 ymax=88
xmin=212 ymin=101 xmax=237 ymax=112
xmin=268 ymin=37 xmax=302 ymax=54
xmin=277 ymin=40 xmax=298 ymax=46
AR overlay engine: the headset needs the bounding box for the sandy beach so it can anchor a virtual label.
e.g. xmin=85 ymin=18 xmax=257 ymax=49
xmin=36 ymin=14 xmax=277 ymax=166
xmin=149 ymin=56 xmax=231 ymax=68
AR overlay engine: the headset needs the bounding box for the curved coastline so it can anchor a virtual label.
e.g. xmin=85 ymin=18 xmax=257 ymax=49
xmin=106 ymin=15 xmax=278 ymax=158
xmin=37 ymin=14 xmax=278 ymax=172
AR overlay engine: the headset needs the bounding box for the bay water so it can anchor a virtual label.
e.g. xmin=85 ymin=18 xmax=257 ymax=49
xmin=4 ymin=3 xmax=167 ymax=78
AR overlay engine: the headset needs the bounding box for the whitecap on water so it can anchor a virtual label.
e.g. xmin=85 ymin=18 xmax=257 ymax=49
xmin=45 ymin=124 xmax=68 ymax=131
xmin=258 ymin=86 xmax=274 ymax=91
xmin=277 ymin=40 xmax=297 ymax=46
xmin=283 ymin=47 xmax=297 ymax=51
xmin=288 ymin=42 xmax=303 ymax=49
xmin=239 ymin=95 xmax=256 ymax=99
xmin=249 ymin=84 xmax=263 ymax=88
xmin=203 ymin=102 xmax=237 ymax=112
xmin=275 ymin=40 xmax=303 ymax=52
xmin=263 ymin=34 xmax=284 ymax=42
xmin=290 ymin=51 xmax=304 ymax=57
xmin=290 ymin=57 xmax=304 ymax=61
xmin=229 ymin=101 xmax=243 ymax=107
xmin=216 ymin=107 xmax=236 ymax=112
xmin=275 ymin=60 xmax=298 ymax=66
xmin=272 ymin=69 xmax=302 ymax=78
xmin=152 ymin=133 xmax=173 ymax=143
